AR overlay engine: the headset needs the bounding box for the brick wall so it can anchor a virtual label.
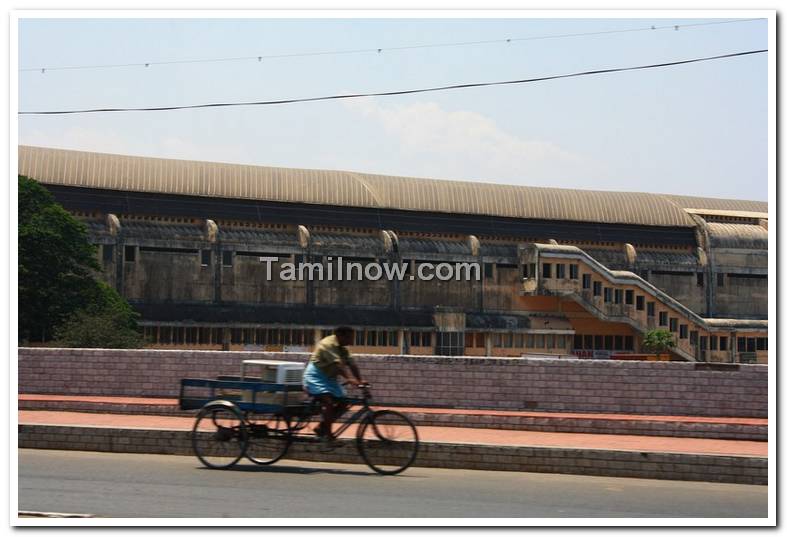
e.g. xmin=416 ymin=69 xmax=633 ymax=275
xmin=18 ymin=348 xmax=768 ymax=417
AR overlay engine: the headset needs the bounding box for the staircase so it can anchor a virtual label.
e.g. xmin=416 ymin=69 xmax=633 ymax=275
xmin=519 ymin=243 xmax=767 ymax=362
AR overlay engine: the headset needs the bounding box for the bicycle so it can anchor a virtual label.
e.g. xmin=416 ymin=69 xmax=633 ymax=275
xmin=181 ymin=378 xmax=419 ymax=475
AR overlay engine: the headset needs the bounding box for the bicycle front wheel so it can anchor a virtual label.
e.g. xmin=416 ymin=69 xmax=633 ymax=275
xmin=191 ymin=403 xmax=248 ymax=469
xmin=356 ymin=410 xmax=419 ymax=475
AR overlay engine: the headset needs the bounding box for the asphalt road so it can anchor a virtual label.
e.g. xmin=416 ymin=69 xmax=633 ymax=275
xmin=18 ymin=449 xmax=767 ymax=519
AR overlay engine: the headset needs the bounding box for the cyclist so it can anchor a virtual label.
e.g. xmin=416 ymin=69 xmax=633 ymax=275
xmin=303 ymin=326 xmax=366 ymax=446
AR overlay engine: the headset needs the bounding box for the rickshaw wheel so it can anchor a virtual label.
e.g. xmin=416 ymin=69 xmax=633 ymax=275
xmin=245 ymin=413 xmax=292 ymax=465
xmin=192 ymin=402 xmax=248 ymax=469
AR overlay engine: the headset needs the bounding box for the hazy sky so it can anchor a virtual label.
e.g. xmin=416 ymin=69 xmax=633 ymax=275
xmin=17 ymin=17 xmax=768 ymax=201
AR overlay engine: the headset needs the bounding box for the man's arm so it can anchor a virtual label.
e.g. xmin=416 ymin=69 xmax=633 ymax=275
xmin=336 ymin=362 xmax=364 ymax=386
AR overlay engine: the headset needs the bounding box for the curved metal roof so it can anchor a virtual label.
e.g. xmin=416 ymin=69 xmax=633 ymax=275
xmin=662 ymin=194 xmax=767 ymax=214
xmin=18 ymin=145 xmax=767 ymax=229
xmin=706 ymin=222 xmax=768 ymax=249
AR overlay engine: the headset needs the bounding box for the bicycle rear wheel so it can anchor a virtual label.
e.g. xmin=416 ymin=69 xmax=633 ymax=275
xmin=191 ymin=403 xmax=248 ymax=469
xmin=356 ymin=410 xmax=419 ymax=475
xmin=245 ymin=414 xmax=292 ymax=465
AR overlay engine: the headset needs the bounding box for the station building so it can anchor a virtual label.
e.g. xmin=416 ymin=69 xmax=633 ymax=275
xmin=18 ymin=145 xmax=769 ymax=362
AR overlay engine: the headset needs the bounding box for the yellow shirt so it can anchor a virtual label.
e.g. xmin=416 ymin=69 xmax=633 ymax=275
xmin=310 ymin=335 xmax=355 ymax=378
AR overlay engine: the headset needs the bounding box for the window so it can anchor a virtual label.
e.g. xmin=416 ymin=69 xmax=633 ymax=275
xmin=102 ymin=245 xmax=114 ymax=264
xmin=647 ymin=302 xmax=656 ymax=317
xmin=582 ymin=274 xmax=591 ymax=289
xmin=604 ymin=288 xmax=612 ymax=303
xmin=535 ymin=335 xmax=545 ymax=348
xmin=503 ymin=333 xmax=513 ymax=348
xmin=690 ymin=331 xmax=698 ymax=345
xmin=569 ymin=264 xmax=579 ymax=279
xmin=717 ymin=273 xmax=725 ymax=287
xmin=720 ymin=336 xmax=728 ymax=351
xmin=380 ymin=331 xmax=388 ymax=346
xmin=526 ymin=334 xmax=535 ymax=348
xmin=358 ymin=330 xmax=367 ymax=346
xmin=124 ymin=245 xmax=136 ymax=263
xmin=679 ymin=325 xmax=688 ymax=339
xmin=556 ymin=264 xmax=566 ymax=279
xmin=159 ymin=326 xmax=172 ymax=343
xmin=604 ymin=335 xmax=613 ymax=350
xmin=594 ymin=335 xmax=604 ymax=349
xmin=574 ymin=335 xmax=583 ymax=349
xmin=696 ymin=272 xmax=704 ymax=287
xmin=710 ymin=336 xmax=718 ymax=350
xmin=747 ymin=338 xmax=756 ymax=352
xmin=521 ymin=264 xmax=531 ymax=279
xmin=542 ymin=263 xmax=552 ymax=278
xmin=390 ymin=331 xmax=399 ymax=346
xmin=737 ymin=337 xmax=746 ymax=352
xmin=222 ymin=251 xmax=233 ymax=266
xmin=756 ymin=337 xmax=767 ymax=351
xmin=484 ymin=263 xmax=494 ymax=279
xmin=614 ymin=335 xmax=623 ymax=350
xmin=614 ymin=289 xmax=622 ymax=304
xmin=230 ymin=328 xmax=241 ymax=345
xmin=201 ymin=250 xmax=211 ymax=266
xmin=700 ymin=336 xmax=708 ymax=350
xmin=625 ymin=290 xmax=634 ymax=305
xmin=422 ymin=333 xmax=432 ymax=348
xmin=366 ymin=330 xmax=377 ymax=346
xmin=435 ymin=332 xmax=465 ymax=356
xmin=174 ymin=327 xmax=185 ymax=345
xmin=557 ymin=335 xmax=566 ymax=349
xmin=669 ymin=318 xmax=678 ymax=332
xmin=199 ymin=327 xmax=211 ymax=344
xmin=593 ymin=281 xmax=602 ymax=296
xmin=584 ymin=335 xmax=594 ymax=349
xmin=514 ymin=333 xmax=524 ymax=348
xmin=659 ymin=312 xmax=668 ymax=326
xmin=624 ymin=336 xmax=634 ymax=350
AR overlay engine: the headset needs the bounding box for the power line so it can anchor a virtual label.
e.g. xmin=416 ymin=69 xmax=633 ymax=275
xmin=20 ymin=18 xmax=763 ymax=74
xmin=18 ymin=49 xmax=767 ymax=116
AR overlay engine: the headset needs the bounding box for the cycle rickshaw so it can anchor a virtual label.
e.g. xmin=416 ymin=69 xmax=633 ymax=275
xmin=178 ymin=360 xmax=419 ymax=475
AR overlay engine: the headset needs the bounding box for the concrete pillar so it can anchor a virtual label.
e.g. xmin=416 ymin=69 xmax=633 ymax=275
xmin=484 ymin=332 xmax=493 ymax=357
xmin=398 ymin=329 xmax=406 ymax=355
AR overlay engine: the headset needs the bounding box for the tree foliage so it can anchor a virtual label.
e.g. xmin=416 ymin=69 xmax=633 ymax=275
xmin=18 ymin=175 xmax=141 ymax=347
xmin=642 ymin=329 xmax=675 ymax=353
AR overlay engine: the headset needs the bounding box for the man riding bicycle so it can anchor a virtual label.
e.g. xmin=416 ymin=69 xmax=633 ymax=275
xmin=302 ymin=326 xmax=366 ymax=446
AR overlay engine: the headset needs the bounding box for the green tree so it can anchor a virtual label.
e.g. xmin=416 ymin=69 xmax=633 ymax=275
xmin=53 ymin=281 xmax=143 ymax=348
xmin=18 ymin=175 xmax=141 ymax=346
xmin=642 ymin=329 xmax=675 ymax=354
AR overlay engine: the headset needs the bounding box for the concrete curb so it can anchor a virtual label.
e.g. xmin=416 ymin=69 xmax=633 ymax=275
xmin=18 ymin=423 xmax=767 ymax=485
xmin=18 ymin=400 xmax=767 ymax=441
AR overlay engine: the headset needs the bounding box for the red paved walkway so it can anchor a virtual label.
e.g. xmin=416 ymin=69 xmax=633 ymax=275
xmin=18 ymin=394 xmax=767 ymax=426
xmin=18 ymin=410 xmax=767 ymax=458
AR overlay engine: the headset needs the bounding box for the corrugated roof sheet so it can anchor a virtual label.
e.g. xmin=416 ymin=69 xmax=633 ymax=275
xmin=706 ymin=222 xmax=768 ymax=249
xmin=662 ymin=194 xmax=767 ymax=214
xmin=18 ymin=145 xmax=768 ymax=229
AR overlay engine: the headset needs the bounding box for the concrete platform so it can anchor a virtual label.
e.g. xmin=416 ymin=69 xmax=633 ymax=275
xmin=19 ymin=394 xmax=768 ymax=441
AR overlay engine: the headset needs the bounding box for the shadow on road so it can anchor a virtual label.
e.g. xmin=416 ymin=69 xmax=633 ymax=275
xmin=197 ymin=464 xmax=375 ymax=477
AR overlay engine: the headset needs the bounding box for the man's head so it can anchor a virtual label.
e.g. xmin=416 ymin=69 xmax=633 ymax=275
xmin=334 ymin=326 xmax=354 ymax=347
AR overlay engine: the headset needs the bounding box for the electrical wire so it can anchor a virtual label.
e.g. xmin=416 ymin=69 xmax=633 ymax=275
xmin=18 ymin=49 xmax=767 ymax=116
xmin=19 ymin=18 xmax=763 ymax=74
